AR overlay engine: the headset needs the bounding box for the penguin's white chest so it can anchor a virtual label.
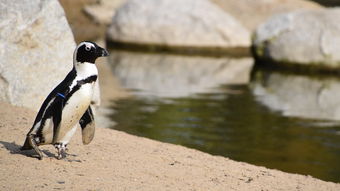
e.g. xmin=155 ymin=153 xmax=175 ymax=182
xmin=58 ymin=83 xmax=94 ymax=143
xmin=64 ymin=83 xmax=93 ymax=121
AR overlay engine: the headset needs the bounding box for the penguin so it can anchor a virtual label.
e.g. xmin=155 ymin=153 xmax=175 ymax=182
xmin=21 ymin=41 xmax=109 ymax=160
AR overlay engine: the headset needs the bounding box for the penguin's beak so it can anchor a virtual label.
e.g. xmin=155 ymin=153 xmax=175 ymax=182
xmin=96 ymin=47 xmax=109 ymax=57
xmin=101 ymin=49 xmax=109 ymax=57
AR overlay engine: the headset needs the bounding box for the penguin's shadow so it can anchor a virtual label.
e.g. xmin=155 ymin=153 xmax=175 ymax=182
xmin=0 ymin=141 xmax=56 ymax=159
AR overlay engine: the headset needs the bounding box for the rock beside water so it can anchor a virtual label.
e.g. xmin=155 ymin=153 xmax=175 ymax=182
xmin=253 ymin=8 xmax=340 ymax=68
xmin=107 ymin=0 xmax=250 ymax=49
xmin=0 ymin=0 xmax=76 ymax=111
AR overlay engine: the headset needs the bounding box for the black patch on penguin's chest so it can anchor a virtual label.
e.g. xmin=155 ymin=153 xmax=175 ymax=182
xmin=64 ymin=75 xmax=98 ymax=103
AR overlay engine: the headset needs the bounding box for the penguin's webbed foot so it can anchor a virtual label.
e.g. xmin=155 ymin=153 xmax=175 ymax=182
xmin=54 ymin=143 xmax=67 ymax=160
xmin=27 ymin=134 xmax=44 ymax=160
xmin=57 ymin=149 xmax=63 ymax=160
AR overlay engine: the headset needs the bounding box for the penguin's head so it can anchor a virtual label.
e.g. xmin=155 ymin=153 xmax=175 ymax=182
xmin=74 ymin=41 xmax=109 ymax=64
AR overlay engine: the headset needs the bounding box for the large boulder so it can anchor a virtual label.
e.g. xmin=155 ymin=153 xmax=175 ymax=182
xmin=253 ymin=8 xmax=340 ymax=68
xmin=211 ymin=0 xmax=322 ymax=31
xmin=0 ymin=0 xmax=76 ymax=111
xmin=107 ymin=0 xmax=250 ymax=49
xmin=108 ymin=51 xmax=253 ymax=98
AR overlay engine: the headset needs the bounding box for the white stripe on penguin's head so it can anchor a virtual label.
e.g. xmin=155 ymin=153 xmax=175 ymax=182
xmin=84 ymin=42 xmax=95 ymax=50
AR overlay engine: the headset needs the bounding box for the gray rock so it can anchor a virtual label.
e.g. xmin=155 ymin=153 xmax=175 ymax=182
xmin=108 ymin=51 xmax=253 ymax=98
xmin=107 ymin=0 xmax=250 ymax=48
xmin=253 ymin=8 xmax=340 ymax=68
xmin=0 ymin=0 xmax=76 ymax=111
xmin=252 ymin=70 xmax=340 ymax=121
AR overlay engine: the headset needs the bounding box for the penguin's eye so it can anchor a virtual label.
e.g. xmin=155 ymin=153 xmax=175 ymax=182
xmin=85 ymin=46 xmax=91 ymax=51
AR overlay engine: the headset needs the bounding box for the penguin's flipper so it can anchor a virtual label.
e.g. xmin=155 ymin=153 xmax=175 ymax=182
xmin=79 ymin=106 xmax=95 ymax=145
xmin=52 ymin=94 xmax=65 ymax=143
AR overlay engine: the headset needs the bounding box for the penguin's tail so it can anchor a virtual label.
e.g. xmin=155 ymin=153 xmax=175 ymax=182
xmin=20 ymin=137 xmax=33 ymax=150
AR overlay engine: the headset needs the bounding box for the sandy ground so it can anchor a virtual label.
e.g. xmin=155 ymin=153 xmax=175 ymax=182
xmin=0 ymin=101 xmax=339 ymax=191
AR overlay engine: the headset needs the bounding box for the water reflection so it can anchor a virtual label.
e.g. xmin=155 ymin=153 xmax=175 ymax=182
xmin=252 ymin=69 xmax=340 ymax=121
xmin=106 ymin=51 xmax=340 ymax=182
xmin=108 ymin=51 xmax=253 ymax=97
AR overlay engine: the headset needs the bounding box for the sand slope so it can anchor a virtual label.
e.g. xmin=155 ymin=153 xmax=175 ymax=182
xmin=0 ymin=101 xmax=339 ymax=191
